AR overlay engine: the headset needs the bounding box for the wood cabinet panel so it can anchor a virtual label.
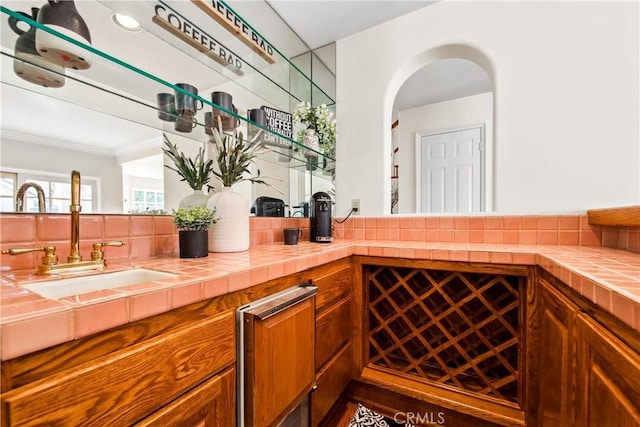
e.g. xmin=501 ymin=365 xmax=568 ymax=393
xmin=1 ymin=309 xmax=235 ymax=427
xmin=587 ymin=205 xmax=640 ymax=227
xmin=313 ymin=342 xmax=352 ymax=427
xmin=244 ymin=298 xmax=315 ymax=427
xmin=314 ymin=265 xmax=352 ymax=314
xmin=576 ymin=314 xmax=640 ymax=427
xmin=316 ymin=296 xmax=352 ymax=371
xmin=538 ymin=279 xmax=578 ymax=427
xmin=135 ymin=367 xmax=235 ymax=427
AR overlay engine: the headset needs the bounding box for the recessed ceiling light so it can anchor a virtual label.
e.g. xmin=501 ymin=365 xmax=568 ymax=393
xmin=112 ymin=13 xmax=141 ymax=32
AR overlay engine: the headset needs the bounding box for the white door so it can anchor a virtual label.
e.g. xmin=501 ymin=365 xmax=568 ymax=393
xmin=416 ymin=126 xmax=483 ymax=213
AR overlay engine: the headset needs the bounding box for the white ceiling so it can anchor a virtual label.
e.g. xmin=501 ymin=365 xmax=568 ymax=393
xmin=267 ymin=1 xmax=438 ymax=50
xmin=267 ymin=0 xmax=491 ymax=109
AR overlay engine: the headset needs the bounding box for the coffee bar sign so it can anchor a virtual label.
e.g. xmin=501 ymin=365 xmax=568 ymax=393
xmin=153 ymin=3 xmax=244 ymax=75
xmin=262 ymin=106 xmax=293 ymax=148
xmin=192 ymin=0 xmax=276 ymax=64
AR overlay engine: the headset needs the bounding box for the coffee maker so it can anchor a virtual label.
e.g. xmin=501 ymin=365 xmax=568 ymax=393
xmin=310 ymin=192 xmax=332 ymax=243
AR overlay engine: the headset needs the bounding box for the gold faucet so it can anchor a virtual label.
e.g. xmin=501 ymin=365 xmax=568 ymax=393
xmin=69 ymin=170 xmax=82 ymax=263
xmin=2 ymin=170 xmax=125 ymax=275
xmin=16 ymin=182 xmax=46 ymax=212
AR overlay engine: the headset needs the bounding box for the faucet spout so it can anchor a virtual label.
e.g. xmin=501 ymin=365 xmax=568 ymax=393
xmin=16 ymin=182 xmax=46 ymax=212
xmin=68 ymin=170 xmax=82 ymax=263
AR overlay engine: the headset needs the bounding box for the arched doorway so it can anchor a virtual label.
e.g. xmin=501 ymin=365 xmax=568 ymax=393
xmin=387 ymin=45 xmax=495 ymax=214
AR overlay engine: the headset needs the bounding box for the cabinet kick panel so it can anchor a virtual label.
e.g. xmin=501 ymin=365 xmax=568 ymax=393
xmin=365 ymin=265 xmax=523 ymax=404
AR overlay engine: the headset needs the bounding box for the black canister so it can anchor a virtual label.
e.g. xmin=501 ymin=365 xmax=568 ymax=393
xmin=310 ymin=192 xmax=332 ymax=243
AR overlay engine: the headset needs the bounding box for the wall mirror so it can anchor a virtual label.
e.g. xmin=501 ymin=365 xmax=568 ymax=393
xmin=0 ymin=0 xmax=335 ymax=215
xmin=391 ymin=57 xmax=493 ymax=214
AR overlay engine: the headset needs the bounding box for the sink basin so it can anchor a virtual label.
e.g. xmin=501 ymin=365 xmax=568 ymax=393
xmin=22 ymin=268 xmax=178 ymax=299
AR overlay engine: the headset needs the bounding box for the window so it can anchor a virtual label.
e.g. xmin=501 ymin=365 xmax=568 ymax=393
xmin=131 ymin=188 xmax=164 ymax=213
xmin=0 ymin=172 xmax=17 ymax=212
xmin=0 ymin=170 xmax=98 ymax=213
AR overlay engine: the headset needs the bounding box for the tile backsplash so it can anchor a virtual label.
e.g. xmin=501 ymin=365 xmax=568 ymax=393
xmin=0 ymin=214 xmax=310 ymax=272
xmin=332 ymin=214 xmax=603 ymax=246
xmin=1 ymin=212 xmax=636 ymax=272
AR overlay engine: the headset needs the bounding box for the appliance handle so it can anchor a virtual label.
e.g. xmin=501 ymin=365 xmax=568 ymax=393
xmin=250 ymin=285 xmax=317 ymax=320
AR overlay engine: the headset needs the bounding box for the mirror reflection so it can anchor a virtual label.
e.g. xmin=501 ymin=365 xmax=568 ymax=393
xmin=0 ymin=0 xmax=335 ymax=215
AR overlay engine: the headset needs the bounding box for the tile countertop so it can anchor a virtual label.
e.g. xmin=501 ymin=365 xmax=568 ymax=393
xmin=1 ymin=241 xmax=639 ymax=360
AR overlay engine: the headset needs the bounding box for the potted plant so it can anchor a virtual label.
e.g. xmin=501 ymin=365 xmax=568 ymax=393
xmin=206 ymin=119 xmax=274 ymax=252
xmin=172 ymin=206 xmax=217 ymax=258
xmin=162 ymin=133 xmax=214 ymax=207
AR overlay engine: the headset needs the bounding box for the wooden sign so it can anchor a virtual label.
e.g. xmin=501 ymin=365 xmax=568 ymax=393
xmin=153 ymin=3 xmax=244 ymax=75
xmin=192 ymin=0 xmax=276 ymax=64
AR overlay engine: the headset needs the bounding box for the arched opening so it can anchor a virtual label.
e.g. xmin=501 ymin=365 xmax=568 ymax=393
xmin=387 ymin=45 xmax=495 ymax=214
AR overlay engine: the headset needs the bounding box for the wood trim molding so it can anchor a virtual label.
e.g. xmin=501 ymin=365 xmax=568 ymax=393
xmin=354 ymin=368 xmax=525 ymax=426
xmin=587 ymin=205 xmax=640 ymax=227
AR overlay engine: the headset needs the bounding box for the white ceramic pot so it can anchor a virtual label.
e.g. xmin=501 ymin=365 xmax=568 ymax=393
xmin=303 ymin=129 xmax=320 ymax=158
xmin=178 ymin=189 xmax=210 ymax=208
xmin=35 ymin=0 xmax=93 ymax=70
xmin=207 ymin=186 xmax=250 ymax=252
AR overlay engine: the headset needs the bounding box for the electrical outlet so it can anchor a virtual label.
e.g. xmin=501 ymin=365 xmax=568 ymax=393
xmin=351 ymin=199 xmax=360 ymax=215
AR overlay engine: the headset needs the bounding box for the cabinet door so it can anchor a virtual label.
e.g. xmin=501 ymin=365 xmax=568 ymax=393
xmin=135 ymin=367 xmax=235 ymax=427
xmin=244 ymin=297 xmax=315 ymax=427
xmin=576 ymin=314 xmax=640 ymax=427
xmin=538 ymin=280 xmax=578 ymax=427
xmin=313 ymin=342 xmax=352 ymax=427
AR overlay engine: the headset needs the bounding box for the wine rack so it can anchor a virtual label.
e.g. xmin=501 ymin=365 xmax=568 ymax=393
xmin=366 ymin=265 xmax=522 ymax=404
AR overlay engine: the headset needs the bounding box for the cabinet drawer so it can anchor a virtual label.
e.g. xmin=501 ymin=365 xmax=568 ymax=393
xmin=1 ymin=309 xmax=235 ymax=427
xmin=316 ymin=296 xmax=352 ymax=371
xmin=135 ymin=366 xmax=235 ymax=427
xmin=312 ymin=342 xmax=352 ymax=427
xmin=314 ymin=265 xmax=351 ymax=314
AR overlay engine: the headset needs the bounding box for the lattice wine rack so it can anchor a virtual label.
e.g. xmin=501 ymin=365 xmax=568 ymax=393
xmin=366 ymin=265 xmax=522 ymax=404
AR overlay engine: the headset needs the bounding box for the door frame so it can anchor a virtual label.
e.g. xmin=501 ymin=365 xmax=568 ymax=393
xmin=415 ymin=123 xmax=486 ymax=213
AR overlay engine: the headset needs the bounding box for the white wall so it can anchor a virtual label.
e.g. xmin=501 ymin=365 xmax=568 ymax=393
xmin=397 ymin=92 xmax=493 ymax=213
xmin=336 ymin=1 xmax=639 ymax=215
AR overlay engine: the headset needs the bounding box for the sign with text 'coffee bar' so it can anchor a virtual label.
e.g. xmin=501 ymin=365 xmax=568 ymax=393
xmin=191 ymin=0 xmax=276 ymax=64
xmin=261 ymin=106 xmax=292 ymax=148
xmin=152 ymin=3 xmax=243 ymax=75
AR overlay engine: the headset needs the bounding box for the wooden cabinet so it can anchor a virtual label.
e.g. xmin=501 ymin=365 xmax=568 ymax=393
xmin=575 ymin=314 xmax=640 ymax=427
xmin=537 ymin=278 xmax=578 ymax=427
xmin=1 ymin=308 xmax=236 ymax=427
xmin=242 ymin=295 xmax=316 ymax=427
xmin=0 ymin=258 xmax=355 ymax=427
xmin=537 ymin=274 xmax=640 ymax=427
xmin=135 ymin=367 xmax=235 ymax=427
xmin=311 ymin=263 xmax=354 ymax=426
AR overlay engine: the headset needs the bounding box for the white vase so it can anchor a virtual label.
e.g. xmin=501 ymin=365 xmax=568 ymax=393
xmin=207 ymin=186 xmax=250 ymax=252
xmin=303 ymin=129 xmax=320 ymax=158
xmin=178 ymin=189 xmax=210 ymax=208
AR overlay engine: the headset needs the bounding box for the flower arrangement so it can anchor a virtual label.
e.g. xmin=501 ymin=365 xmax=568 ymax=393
xmin=172 ymin=206 xmax=217 ymax=231
xmin=292 ymin=102 xmax=337 ymax=157
xmin=162 ymin=134 xmax=214 ymax=192
xmin=208 ymin=119 xmax=273 ymax=188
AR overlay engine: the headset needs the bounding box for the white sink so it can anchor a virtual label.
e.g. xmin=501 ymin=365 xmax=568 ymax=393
xmin=22 ymin=268 xmax=178 ymax=299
